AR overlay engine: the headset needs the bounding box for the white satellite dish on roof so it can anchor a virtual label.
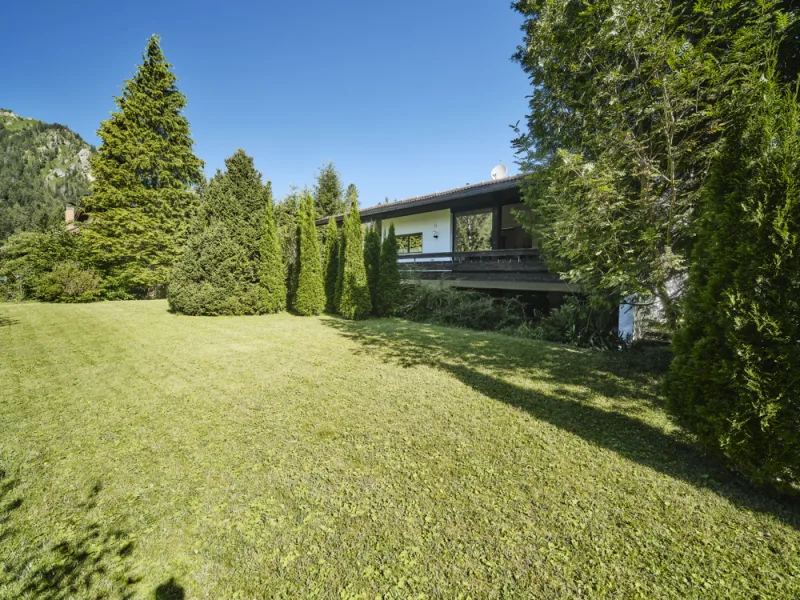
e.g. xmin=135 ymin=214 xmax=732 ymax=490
xmin=491 ymin=163 xmax=508 ymax=180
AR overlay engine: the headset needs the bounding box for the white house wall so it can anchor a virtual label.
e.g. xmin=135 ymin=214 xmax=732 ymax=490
xmin=377 ymin=209 xmax=452 ymax=262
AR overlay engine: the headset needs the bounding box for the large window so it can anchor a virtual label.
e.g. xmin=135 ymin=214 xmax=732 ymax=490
xmin=454 ymin=209 xmax=492 ymax=252
xmin=396 ymin=233 xmax=423 ymax=254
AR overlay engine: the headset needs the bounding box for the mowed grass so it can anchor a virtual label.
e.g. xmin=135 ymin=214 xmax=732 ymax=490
xmin=0 ymin=301 xmax=798 ymax=599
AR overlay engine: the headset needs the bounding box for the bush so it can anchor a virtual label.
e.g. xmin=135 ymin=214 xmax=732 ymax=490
xmin=397 ymin=284 xmax=527 ymax=331
xmin=168 ymin=223 xmax=263 ymax=316
xmin=337 ymin=200 xmax=371 ymax=320
xmin=0 ymin=229 xmax=81 ymax=301
xmin=34 ymin=261 xmax=102 ymax=303
xmin=322 ymin=218 xmax=339 ymax=312
xmin=666 ymin=74 xmax=800 ymax=492
xmin=376 ymin=223 xmax=401 ymax=317
xmin=293 ymin=193 xmax=325 ymax=316
xmin=363 ymin=224 xmax=381 ymax=312
xmin=532 ymin=296 xmax=621 ymax=349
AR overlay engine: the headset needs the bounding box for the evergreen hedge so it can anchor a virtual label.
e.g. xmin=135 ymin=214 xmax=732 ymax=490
xmin=666 ymin=73 xmax=800 ymax=492
xmin=322 ymin=218 xmax=339 ymax=312
xmin=337 ymin=200 xmax=371 ymax=320
xmin=363 ymin=224 xmax=381 ymax=313
xmin=259 ymin=190 xmax=286 ymax=313
xmin=376 ymin=223 xmax=401 ymax=316
xmin=293 ymin=193 xmax=325 ymax=316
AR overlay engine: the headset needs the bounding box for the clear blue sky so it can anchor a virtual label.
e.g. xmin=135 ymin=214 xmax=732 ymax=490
xmin=2 ymin=0 xmax=529 ymax=208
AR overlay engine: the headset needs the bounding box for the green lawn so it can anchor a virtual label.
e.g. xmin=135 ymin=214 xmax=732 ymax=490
xmin=0 ymin=301 xmax=798 ymax=599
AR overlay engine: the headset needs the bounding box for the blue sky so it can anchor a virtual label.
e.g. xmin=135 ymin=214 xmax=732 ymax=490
xmin=3 ymin=0 xmax=529 ymax=208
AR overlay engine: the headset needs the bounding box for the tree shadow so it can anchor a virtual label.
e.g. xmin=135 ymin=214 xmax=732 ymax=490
xmin=322 ymin=317 xmax=800 ymax=530
xmin=0 ymin=316 xmax=18 ymax=328
xmin=0 ymin=472 xmax=142 ymax=599
xmin=154 ymin=577 xmax=185 ymax=599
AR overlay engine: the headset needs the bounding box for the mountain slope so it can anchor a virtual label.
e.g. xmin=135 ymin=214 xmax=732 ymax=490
xmin=0 ymin=109 xmax=94 ymax=240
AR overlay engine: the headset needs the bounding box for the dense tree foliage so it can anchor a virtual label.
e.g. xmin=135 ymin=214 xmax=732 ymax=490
xmin=376 ymin=223 xmax=401 ymax=317
xmin=313 ymin=162 xmax=344 ymax=219
xmin=169 ymin=149 xmax=277 ymax=315
xmin=363 ymin=224 xmax=381 ymax=312
xmin=0 ymin=113 xmax=93 ymax=240
xmin=259 ymin=183 xmax=286 ymax=313
xmin=336 ymin=192 xmax=371 ymax=320
xmin=82 ymin=35 xmax=203 ymax=298
xmin=322 ymin=217 xmax=339 ymax=312
xmin=293 ymin=192 xmax=325 ymax=315
xmin=512 ymin=0 xmax=794 ymax=327
xmin=667 ymin=70 xmax=800 ymax=491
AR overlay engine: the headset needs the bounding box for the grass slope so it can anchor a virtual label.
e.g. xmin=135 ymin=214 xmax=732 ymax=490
xmin=0 ymin=301 xmax=797 ymax=599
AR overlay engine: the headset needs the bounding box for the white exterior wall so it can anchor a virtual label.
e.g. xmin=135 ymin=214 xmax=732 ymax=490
xmin=377 ymin=209 xmax=452 ymax=262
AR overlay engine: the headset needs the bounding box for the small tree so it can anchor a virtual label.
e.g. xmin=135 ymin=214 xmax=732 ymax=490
xmin=322 ymin=218 xmax=339 ymax=312
xmin=363 ymin=224 xmax=381 ymax=312
xmin=666 ymin=71 xmax=800 ymax=491
xmin=259 ymin=184 xmax=286 ymax=313
xmin=376 ymin=223 xmax=401 ymax=316
xmin=293 ymin=192 xmax=325 ymax=316
xmin=338 ymin=197 xmax=371 ymax=320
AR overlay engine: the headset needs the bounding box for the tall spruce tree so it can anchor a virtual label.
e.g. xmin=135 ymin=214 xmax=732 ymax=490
xmin=83 ymin=35 xmax=203 ymax=298
xmin=293 ymin=192 xmax=325 ymax=315
xmin=376 ymin=223 xmax=401 ymax=317
xmin=363 ymin=224 xmax=381 ymax=312
xmin=313 ymin=162 xmax=344 ymax=219
xmin=322 ymin=217 xmax=339 ymax=312
xmin=259 ymin=182 xmax=286 ymax=313
xmin=338 ymin=195 xmax=371 ymax=320
xmin=666 ymin=70 xmax=800 ymax=491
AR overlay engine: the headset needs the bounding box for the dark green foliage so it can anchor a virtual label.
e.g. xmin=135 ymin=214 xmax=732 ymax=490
xmin=0 ymin=228 xmax=86 ymax=301
xmin=275 ymin=188 xmax=301 ymax=306
xmin=312 ymin=162 xmax=344 ymax=219
xmin=0 ymin=112 xmax=93 ymax=240
xmin=397 ymin=285 xmax=527 ymax=331
xmin=322 ymin=218 xmax=339 ymax=312
xmin=169 ymin=149 xmax=272 ymax=316
xmin=363 ymin=225 xmax=381 ymax=312
xmin=259 ymin=185 xmax=286 ymax=313
xmin=666 ymin=73 xmax=800 ymax=492
xmin=334 ymin=225 xmax=345 ymax=311
xmin=375 ymin=223 xmax=401 ymax=317
xmin=167 ymin=223 xmax=262 ymax=316
xmin=293 ymin=193 xmax=325 ymax=316
xmin=34 ymin=261 xmax=101 ymax=303
xmin=532 ymin=296 xmax=621 ymax=349
xmin=337 ymin=196 xmax=371 ymax=320
xmin=82 ymin=35 xmax=203 ymax=298
xmin=512 ymin=0 xmax=793 ymax=327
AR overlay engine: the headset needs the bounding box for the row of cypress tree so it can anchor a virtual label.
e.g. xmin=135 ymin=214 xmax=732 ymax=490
xmin=167 ymin=149 xmax=402 ymax=319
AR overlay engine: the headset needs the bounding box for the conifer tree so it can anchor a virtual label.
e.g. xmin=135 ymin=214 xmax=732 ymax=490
xmin=83 ymin=34 xmax=203 ymax=298
xmin=338 ymin=195 xmax=371 ymax=320
xmin=259 ymin=182 xmax=286 ymax=313
xmin=376 ymin=223 xmax=401 ymax=316
xmin=666 ymin=70 xmax=800 ymax=491
xmin=293 ymin=192 xmax=325 ymax=315
xmin=363 ymin=224 xmax=381 ymax=312
xmin=334 ymin=224 xmax=346 ymax=312
xmin=313 ymin=162 xmax=344 ymax=219
xmin=322 ymin=217 xmax=339 ymax=312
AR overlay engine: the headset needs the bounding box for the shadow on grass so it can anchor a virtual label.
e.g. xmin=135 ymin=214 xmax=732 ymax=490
xmin=322 ymin=317 xmax=800 ymax=530
xmin=154 ymin=577 xmax=185 ymax=599
xmin=0 ymin=316 xmax=18 ymax=328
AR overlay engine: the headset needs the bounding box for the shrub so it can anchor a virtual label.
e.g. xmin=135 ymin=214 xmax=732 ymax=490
xmin=533 ymin=296 xmax=621 ymax=349
xmin=259 ymin=195 xmax=286 ymax=313
xmin=0 ymin=229 xmax=81 ymax=301
xmin=168 ymin=223 xmax=262 ymax=316
xmin=397 ymin=284 xmax=527 ymax=331
xmin=293 ymin=193 xmax=325 ymax=316
xmin=666 ymin=73 xmax=800 ymax=492
xmin=34 ymin=261 xmax=102 ymax=303
xmin=376 ymin=223 xmax=402 ymax=316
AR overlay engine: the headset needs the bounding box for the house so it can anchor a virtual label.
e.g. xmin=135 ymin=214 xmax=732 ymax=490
xmin=316 ymin=174 xmax=574 ymax=310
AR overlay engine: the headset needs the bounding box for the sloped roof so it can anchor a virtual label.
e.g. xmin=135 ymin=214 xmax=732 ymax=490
xmin=316 ymin=174 xmax=524 ymax=225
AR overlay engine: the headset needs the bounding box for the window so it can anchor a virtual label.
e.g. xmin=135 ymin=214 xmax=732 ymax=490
xmin=396 ymin=233 xmax=423 ymax=254
xmin=454 ymin=209 xmax=492 ymax=252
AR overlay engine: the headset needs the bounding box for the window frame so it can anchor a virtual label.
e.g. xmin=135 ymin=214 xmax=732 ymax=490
xmin=396 ymin=232 xmax=424 ymax=255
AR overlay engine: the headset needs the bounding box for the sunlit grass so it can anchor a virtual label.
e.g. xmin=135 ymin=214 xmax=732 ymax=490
xmin=0 ymin=300 xmax=797 ymax=598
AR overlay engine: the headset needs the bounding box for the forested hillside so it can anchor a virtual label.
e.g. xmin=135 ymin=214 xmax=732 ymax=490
xmin=0 ymin=109 xmax=93 ymax=240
